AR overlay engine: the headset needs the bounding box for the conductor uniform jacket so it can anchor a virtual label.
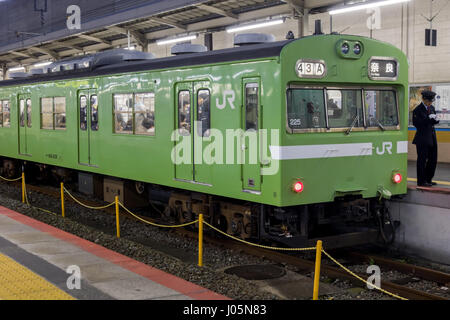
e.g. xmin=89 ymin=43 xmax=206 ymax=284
xmin=412 ymin=102 xmax=439 ymax=147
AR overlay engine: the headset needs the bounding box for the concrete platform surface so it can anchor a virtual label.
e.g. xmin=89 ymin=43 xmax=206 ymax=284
xmin=408 ymin=161 xmax=450 ymax=188
xmin=391 ymin=186 xmax=450 ymax=265
xmin=0 ymin=206 xmax=228 ymax=300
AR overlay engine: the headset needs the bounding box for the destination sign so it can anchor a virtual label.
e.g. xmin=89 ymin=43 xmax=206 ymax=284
xmin=295 ymin=60 xmax=327 ymax=79
xmin=368 ymin=57 xmax=398 ymax=81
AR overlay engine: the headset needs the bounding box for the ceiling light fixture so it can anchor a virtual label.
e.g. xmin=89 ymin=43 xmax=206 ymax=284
xmin=8 ymin=66 xmax=25 ymax=72
xmin=33 ymin=61 xmax=52 ymax=68
xmin=329 ymin=0 xmax=411 ymax=15
xmin=156 ymin=35 xmax=198 ymax=46
xmin=226 ymin=18 xmax=284 ymax=33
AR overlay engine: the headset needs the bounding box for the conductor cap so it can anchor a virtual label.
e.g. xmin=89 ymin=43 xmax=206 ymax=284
xmin=421 ymin=90 xmax=436 ymax=101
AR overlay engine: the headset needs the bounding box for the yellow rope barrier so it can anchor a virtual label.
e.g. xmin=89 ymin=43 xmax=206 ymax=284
xmin=0 ymin=175 xmax=23 ymax=182
xmin=22 ymin=178 xmax=57 ymax=216
xmin=321 ymin=249 xmax=408 ymax=301
xmin=119 ymin=202 xmax=199 ymax=228
xmin=63 ymin=187 xmax=115 ymax=210
xmin=203 ymin=221 xmax=316 ymax=252
xmin=5 ymin=174 xmax=408 ymax=301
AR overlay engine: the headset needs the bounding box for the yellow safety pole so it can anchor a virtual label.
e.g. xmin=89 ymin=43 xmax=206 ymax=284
xmin=115 ymin=196 xmax=120 ymax=238
xmin=21 ymin=172 xmax=25 ymax=204
xmin=60 ymin=182 xmax=65 ymax=218
xmin=198 ymin=213 xmax=203 ymax=267
xmin=313 ymin=240 xmax=323 ymax=300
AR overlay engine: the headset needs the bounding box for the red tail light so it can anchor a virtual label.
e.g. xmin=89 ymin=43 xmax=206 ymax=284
xmin=393 ymin=173 xmax=402 ymax=184
xmin=293 ymin=181 xmax=304 ymax=193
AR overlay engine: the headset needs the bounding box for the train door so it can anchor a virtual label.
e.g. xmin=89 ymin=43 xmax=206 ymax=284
xmin=241 ymin=78 xmax=261 ymax=192
xmin=18 ymin=95 xmax=32 ymax=156
xmin=174 ymin=81 xmax=212 ymax=184
xmin=78 ymin=89 xmax=99 ymax=166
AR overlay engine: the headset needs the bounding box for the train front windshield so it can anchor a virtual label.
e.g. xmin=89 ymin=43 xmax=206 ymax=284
xmin=287 ymin=87 xmax=399 ymax=132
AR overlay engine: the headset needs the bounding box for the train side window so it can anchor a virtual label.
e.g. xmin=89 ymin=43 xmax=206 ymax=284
xmin=0 ymin=100 xmax=9 ymax=128
xmin=365 ymin=90 xmax=399 ymax=128
xmin=19 ymin=99 xmax=25 ymax=127
xmin=3 ymin=101 xmax=10 ymax=128
xmin=135 ymin=93 xmax=155 ymax=136
xmin=90 ymin=95 xmax=98 ymax=131
xmin=26 ymin=99 xmax=32 ymax=128
xmin=41 ymin=98 xmax=54 ymax=129
xmin=245 ymin=84 xmax=258 ymax=131
xmin=41 ymin=97 xmax=66 ymax=130
xmin=80 ymin=96 xmax=87 ymax=131
xmin=326 ymin=89 xmax=363 ymax=129
xmin=114 ymin=93 xmax=133 ymax=134
xmin=54 ymin=97 xmax=66 ymax=130
xmin=197 ymin=89 xmax=210 ymax=137
xmin=178 ymin=91 xmax=191 ymax=136
xmin=287 ymin=89 xmax=326 ymax=130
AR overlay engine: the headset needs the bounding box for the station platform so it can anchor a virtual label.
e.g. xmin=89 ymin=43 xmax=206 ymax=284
xmin=0 ymin=206 xmax=228 ymax=300
xmin=392 ymin=164 xmax=450 ymax=265
xmin=407 ymin=161 xmax=450 ymax=190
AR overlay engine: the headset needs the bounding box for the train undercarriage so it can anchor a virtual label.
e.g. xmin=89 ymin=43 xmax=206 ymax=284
xmin=1 ymin=158 xmax=397 ymax=249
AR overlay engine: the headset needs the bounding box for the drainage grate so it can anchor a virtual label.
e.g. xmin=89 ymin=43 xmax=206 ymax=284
xmin=224 ymin=264 xmax=286 ymax=280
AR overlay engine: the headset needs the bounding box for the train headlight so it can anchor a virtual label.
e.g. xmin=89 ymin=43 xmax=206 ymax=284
xmin=341 ymin=42 xmax=350 ymax=55
xmin=353 ymin=43 xmax=362 ymax=55
xmin=336 ymin=40 xmax=363 ymax=59
xmin=392 ymin=173 xmax=403 ymax=184
xmin=293 ymin=181 xmax=304 ymax=193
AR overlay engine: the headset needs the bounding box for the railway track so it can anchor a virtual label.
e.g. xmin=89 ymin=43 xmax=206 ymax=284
xmin=174 ymin=228 xmax=449 ymax=301
xmin=3 ymin=180 xmax=450 ymax=300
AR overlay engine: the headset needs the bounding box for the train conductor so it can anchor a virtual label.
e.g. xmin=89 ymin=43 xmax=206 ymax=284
xmin=412 ymin=90 xmax=439 ymax=187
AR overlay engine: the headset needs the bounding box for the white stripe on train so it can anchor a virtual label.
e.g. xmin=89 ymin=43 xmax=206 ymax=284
xmin=270 ymin=141 xmax=408 ymax=160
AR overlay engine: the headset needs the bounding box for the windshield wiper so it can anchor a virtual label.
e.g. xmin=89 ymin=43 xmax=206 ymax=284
xmin=345 ymin=115 xmax=359 ymax=135
xmin=371 ymin=117 xmax=386 ymax=131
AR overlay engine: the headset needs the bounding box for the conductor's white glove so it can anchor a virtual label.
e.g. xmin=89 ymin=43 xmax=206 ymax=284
xmin=429 ymin=114 xmax=437 ymax=120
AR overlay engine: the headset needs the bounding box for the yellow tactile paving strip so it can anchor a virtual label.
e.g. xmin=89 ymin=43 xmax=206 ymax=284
xmin=0 ymin=253 xmax=75 ymax=300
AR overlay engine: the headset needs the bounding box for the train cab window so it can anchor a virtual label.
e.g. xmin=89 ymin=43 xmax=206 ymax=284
xmin=114 ymin=94 xmax=133 ymax=134
xmin=80 ymin=96 xmax=88 ymax=131
xmin=0 ymin=100 xmax=9 ymax=127
xmin=90 ymin=95 xmax=98 ymax=131
xmin=287 ymin=89 xmax=326 ymax=130
xmin=134 ymin=93 xmax=155 ymax=136
xmin=178 ymin=91 xmax=191 ymax=136
xmin=245 ymin=84 xmax=259 ymax=131
xmin=26 ymin=99 xmax=32 ymax=128
xmin=19 ymin=99 xmax=25 ymax=127
xmin=365 ymin=90 xmax=399 ymax=128
xmin=326 ymin=90 xmax=363 ymax=129
xmin=197 ymin=90 xmax=210 ymax=137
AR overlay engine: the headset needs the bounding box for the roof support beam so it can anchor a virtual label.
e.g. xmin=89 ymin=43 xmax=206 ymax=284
xmin=9 ymin=51 xmax=35 ymax=59
xmin=108 ymin=26 xmax=148 ymax=50
xmin=29 ymin=47 xmax=60 ymax=60
xmin=149 ymin=17 xmax=187 ymax=31
xmin=77 ymin=34 xmax=112 ymax=46
xmin=0 ymin=56 xmax=23 ymax=63
xmin=196 ymin=4 xmax=239 ymax=20
xmin=53 ymin=41 xmax=84 ymax=52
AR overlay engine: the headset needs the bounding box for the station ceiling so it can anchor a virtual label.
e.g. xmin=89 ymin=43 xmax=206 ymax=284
xmin=0 ymin=0 xmax=347 ymax=70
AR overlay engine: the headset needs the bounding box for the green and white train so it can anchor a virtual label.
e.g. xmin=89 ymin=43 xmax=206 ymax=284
xmin=0 ymin=32 xmax=409 ymax=247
